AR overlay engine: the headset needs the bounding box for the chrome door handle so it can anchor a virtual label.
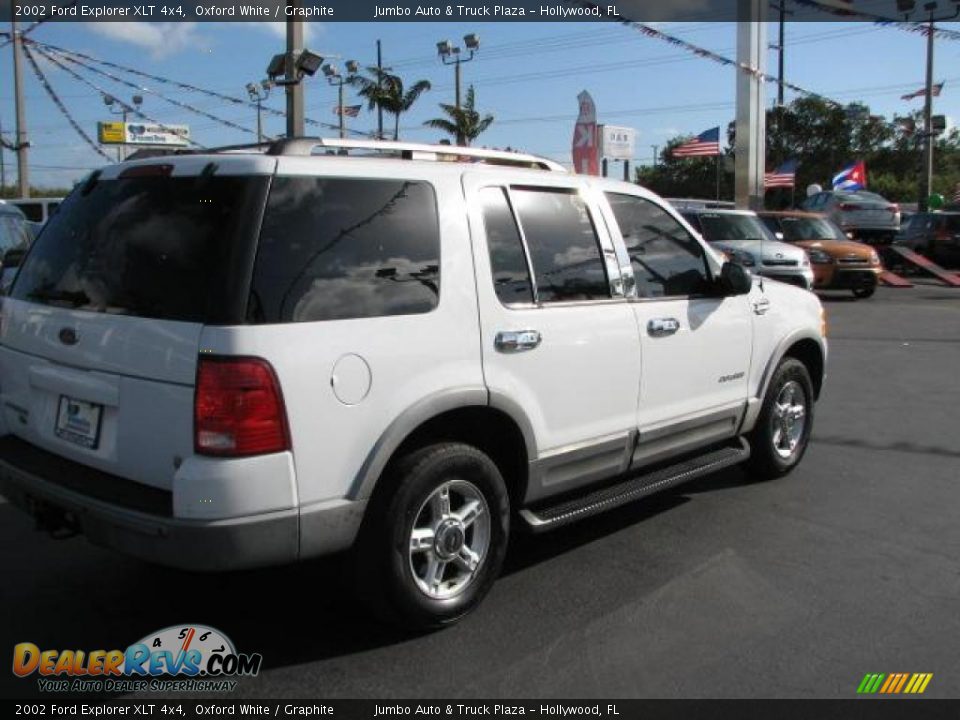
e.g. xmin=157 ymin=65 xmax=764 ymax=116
xmin=752 ymin=298 xmax=771 ymax=315
xmin=495 ymin=330 xmax=541 ymax=353
xmin=647 ymin=318 xmax=680 ymax=337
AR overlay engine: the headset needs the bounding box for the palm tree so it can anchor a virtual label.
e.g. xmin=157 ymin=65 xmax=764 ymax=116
xmin=347 ymin=67 xmax=431 ymax=141
xmin=423 ymin=86 xmax=495 ymax=146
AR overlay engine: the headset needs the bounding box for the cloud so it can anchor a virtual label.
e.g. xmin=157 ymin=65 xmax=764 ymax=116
xmin=241 ymin=21 xmax=319 ymax=45
xmin=87 ymin=22 xmax=206 ymax=59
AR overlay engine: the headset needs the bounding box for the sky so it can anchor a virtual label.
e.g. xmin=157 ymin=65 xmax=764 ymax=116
xmin=2 ymin=12 xmax=960 ymax=189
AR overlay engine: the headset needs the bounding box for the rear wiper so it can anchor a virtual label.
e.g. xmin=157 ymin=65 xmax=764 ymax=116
xmin=27 ymin=288 xmax=91 ymax=308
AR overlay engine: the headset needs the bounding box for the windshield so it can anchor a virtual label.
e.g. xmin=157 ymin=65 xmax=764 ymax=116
xmin=11 ymin=174 xmax=268 ymax=323
xmin=778 ymin=216 xmax=846 ymax=242
xmin=696 ymin=213 xmax=777 ymax=243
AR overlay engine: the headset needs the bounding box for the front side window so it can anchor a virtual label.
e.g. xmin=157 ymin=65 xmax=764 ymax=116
xmin=606 ymin=193 xmax=711 ymax=298
xmin=480 ymin=187 xmax=534 ymax=306
xmin=510 ymin=187 xmax=608 ymax=303
xmin=250 ymin=177 xmax=440 ymax=323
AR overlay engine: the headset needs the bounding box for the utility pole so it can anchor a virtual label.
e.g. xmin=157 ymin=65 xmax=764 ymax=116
xmin=285 ymin=1 xmax=304 ymax=138
xmin=376 ymin=39 xmax=384 ymax=140
xmin=0 ymin=118 xmax=7 ymax=192
xmin=734 ymin=0 xmax=767 ymax=210
xmin=776 ymin=0 xmax=785 ymax=108
xmin=921 ymin=10 xmax=935 ymax=210
xmin=651 ymin=145 xmax=659 ymax=167
xmin=12 ymin=19 xmax=29 ymax=198
xmin=437 ymin=34 xmax=480 ymax=145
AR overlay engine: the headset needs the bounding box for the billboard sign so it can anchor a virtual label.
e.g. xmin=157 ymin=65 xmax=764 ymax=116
xmin=98 ymin=121 xmax=190 ymax=147
xmin=599 ymin=125 xmax=636 ymax=161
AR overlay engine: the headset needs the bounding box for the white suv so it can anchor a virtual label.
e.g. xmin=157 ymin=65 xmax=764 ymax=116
xmin=0 ymin=139 xmax=826 ymax=628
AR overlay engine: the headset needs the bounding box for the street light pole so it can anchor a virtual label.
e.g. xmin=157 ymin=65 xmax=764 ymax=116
xmin=437 ymin=34 xmax=480 ymax=146
xmin=900 ymin=0 xmax=960 ymax=211
xmin=247 ymin=80 xmax=272 ymax=143
xmin=285 ymin=2 xmax=304 ymax=138
xmin=11 ymin=18 xmax=29 ymax=198
xmin=104 ymin=94 xmax=142 ymax=162
xmin=323 ymin=61 xmax=358 ymax=140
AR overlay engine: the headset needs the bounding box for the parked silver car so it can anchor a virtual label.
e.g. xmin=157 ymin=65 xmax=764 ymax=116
xmin=680 ymin=208 xmax=814 ymax=289
xmin=800 ymin=190 xmax=900 ymax=244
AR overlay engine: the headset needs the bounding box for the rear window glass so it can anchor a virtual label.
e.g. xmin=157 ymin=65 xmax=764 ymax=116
xmin=10 ymin=175 xmax=266 ymax=323
xmin=248 ymin=177 xmax=440 ymax=323
xmin=510 ymin=187 xmax=608 ymax=304
xmin=696 ymin=213 xmax=776 ymax=243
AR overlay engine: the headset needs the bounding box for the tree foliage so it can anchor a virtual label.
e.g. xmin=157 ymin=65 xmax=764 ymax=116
xmin=636 ymin=96 xmax=960 ymax=207
xmin=347 ymin=67 xmax=431 ymax=141
xmin=423 ymin=85 xmax=495 ymax=147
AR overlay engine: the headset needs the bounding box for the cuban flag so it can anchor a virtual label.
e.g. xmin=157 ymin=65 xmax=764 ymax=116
xmin=832 ymin=161 xmax=867 ymax=191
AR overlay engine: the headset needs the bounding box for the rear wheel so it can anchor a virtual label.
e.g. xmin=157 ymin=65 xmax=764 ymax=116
xmin=746 ymin=358 xmax=814 ymax=480
xmin=354 ymin=442 xmax=510 ymax=630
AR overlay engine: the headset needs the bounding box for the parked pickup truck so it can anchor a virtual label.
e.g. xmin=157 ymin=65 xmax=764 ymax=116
xmin=0 ymin=139 xmax=827 ymax=628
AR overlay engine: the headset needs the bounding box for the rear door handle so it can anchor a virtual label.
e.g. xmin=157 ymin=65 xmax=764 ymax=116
xmin=495 ymin=330 xmax=541 ymax=353
xmin=647 ymin=318 xmax=680 ymax=337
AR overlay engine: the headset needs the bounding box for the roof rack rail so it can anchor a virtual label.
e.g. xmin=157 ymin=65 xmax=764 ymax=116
xmin=264 ymin=137 xmax=566 ymax=172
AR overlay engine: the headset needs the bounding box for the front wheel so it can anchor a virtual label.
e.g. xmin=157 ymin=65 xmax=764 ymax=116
xmin=354 ymin=442 xmax=510 ymax=630
xmin=852 ymin=284 xmax=876 ymax=299
xmin=746 ymin=358 xmax=815 ymax=480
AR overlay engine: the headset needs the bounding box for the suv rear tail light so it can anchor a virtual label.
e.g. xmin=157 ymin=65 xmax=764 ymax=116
xmin=195 ymin=356 xmax=290 ymax=457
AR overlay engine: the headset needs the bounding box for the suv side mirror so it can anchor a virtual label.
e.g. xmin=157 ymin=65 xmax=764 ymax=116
xmin=719 ymin=261 xmax=752 ymax=296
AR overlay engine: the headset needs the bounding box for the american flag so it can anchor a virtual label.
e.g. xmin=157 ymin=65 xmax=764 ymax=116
xmin=902 ymin=82 xmax=944 ymax=101
xmin=764 ymin=159 xmax=798 ymax=188
xmin=334 ymin=105 xmax=361 ymax=118
xmin=671 ymin=126 xmax=721 ymax=157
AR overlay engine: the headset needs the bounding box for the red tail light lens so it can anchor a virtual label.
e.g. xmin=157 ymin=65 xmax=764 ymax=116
xmin=839 ymin=203 xmax=862 ymax=211
xmin=195 ymin=356 xmax=290 ymax=457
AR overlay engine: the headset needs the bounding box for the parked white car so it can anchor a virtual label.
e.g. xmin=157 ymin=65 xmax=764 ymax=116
xmin=680 ymin=207 xmax=815 ymax=290
xmin=0 ymin=139 xmax=826 ymax=628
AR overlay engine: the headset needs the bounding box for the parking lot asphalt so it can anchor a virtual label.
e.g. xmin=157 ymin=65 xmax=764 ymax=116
xmin=2 ymin=280 xmax=959 ymax=700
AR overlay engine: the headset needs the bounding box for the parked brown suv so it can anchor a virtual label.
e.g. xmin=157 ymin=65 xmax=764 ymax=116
xmin=759 ymin=211 xmax=882 ymax=299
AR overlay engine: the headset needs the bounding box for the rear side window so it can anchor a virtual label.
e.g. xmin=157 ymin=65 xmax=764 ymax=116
xmin=606 ymin=193 xmax=710 ymax=298
xmin=13 ymin=202 xmax=43 ymax=222
xmin=10 ymin=175 xmax=265 ymax=323
xmin=510 ymin=187 xmax=608 ymax=303
xmin=249 ymin=177 xmax=440 ymax=323
xmin=480 ymin=187 xmax=534 ymax=306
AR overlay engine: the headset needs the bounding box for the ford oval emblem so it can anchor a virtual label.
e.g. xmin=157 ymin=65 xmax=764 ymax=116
xmin=58 ymin=328 xmax=78 ymax=346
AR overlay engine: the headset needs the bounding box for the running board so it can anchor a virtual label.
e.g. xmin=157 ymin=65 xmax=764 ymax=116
xmin=519 ymin=439 xmax=750 ymax=531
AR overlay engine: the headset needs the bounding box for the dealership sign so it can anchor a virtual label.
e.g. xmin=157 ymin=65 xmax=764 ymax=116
xmin=599 ymin=125 xmax=636 ymax=161
xmin=98 ymin=121 xmax=190 ymax=147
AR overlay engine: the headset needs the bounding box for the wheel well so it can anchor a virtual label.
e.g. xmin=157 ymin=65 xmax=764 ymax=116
xmin=784 ymin=339 xmax=824 ymax=399
xmin=385 ymin=406 xmax=530 ymax=505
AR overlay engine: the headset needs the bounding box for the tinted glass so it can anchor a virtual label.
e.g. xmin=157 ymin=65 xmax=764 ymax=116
xmin=607 ymin=193 xmax=710 ymax=298
xmin=0 ymin=214 xmax=31 ymax=255
xmin=759 ymin=216 xmax=781 ymax=234
xmin=937 ymin=215 xmax=960 ymax=232
xmin=837 ymin=191 xmax=886 ymax=204
xmin=11 ymin=176 xmax=264 ymax=323
xmin=697 ymin=213 xmax=776 ymax=243
xmin=779 ymin=216 xmax=846 ymax=241
xmin=13 ymin=202 xmax=43 ymax=222
xmin=511 ymin=187 xmax=608 ymax=303
xmin=480 ymin=187 xmax=533 ymax=306
xmin=250 ymin=177 xmax=440 ymax=323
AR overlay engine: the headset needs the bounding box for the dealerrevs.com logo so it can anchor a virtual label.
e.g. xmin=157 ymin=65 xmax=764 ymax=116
xmin=13 ymin=624 xmax=262 ymax=693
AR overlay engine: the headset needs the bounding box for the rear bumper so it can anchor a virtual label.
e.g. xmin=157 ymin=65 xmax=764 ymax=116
xmin=0 ymin=435 xmax=364 ymax=571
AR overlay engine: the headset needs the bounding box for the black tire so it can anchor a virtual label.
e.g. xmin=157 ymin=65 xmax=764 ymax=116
xmin=353 ymin=442 xmax=510 ymax=630
xmin=852 ymin=284 xmax=876 ymax=299
xmin=745 ymin=357 xmax=815 ymax=480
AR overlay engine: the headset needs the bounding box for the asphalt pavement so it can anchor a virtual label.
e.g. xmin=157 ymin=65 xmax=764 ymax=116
xmin=2 ymin=280 xmax=959 ymax=699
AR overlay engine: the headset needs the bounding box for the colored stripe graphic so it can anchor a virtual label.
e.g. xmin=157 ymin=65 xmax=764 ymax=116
xmin=857 ymin=673 xmax=932 ymax=694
